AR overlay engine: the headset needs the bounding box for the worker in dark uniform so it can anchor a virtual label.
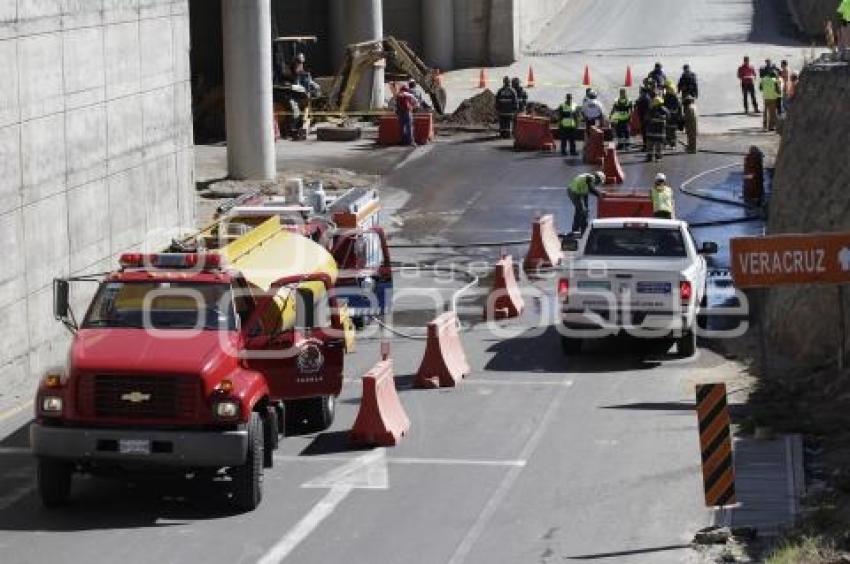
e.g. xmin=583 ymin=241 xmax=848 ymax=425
xmin=662 ymin=82 xmax=681 ymax=148
xmin=646 ymin=97 xmax=670 ymax=162
xmin=683 ymin=96 xmax=698 ymax=154
xmin=677 ymin=64 xmax=699 ymax=99
xmin=634 ymin=87 xmax=652 ymax=151
xmin=511 ymin=77 xmax=528 ymax=113
xmin=495 ymin=77 xmax=519 ymax=139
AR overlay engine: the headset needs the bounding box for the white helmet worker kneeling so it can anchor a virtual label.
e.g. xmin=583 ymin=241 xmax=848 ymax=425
xmin=568 ymin=171 xmax=607 ymax=236
xmin=651 ymin=173 xmax=675 ymax=219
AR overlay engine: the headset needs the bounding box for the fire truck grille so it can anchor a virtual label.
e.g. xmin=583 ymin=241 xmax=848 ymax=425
xmin=77 ymin=375 xmax=200 ymax=420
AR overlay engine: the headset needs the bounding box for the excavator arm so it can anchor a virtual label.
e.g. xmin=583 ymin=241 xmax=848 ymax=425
xmin=326 ymin=36 xmax=447 ymax=115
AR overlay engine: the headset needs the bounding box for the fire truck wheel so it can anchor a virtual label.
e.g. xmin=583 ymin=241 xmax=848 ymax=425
xmin=262 ymin=407 xmax=278 ymax=469
xmin=315 ymin=395 xmax=336 ymax=430
xmin=233 ymin=412 xmax=264 ymax=511
xmin=37 ymin=458 xmax=73 ymax=508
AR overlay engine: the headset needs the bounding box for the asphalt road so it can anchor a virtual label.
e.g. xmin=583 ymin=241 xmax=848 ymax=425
xmin=0 ymin=1 xmax=795 ymax=562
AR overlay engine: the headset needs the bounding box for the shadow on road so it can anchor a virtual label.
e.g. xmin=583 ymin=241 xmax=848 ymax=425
xmin=298 ymin=430 xmax=373 ymax=457
xmin=483 ymin=326 xmax=665 ymax=374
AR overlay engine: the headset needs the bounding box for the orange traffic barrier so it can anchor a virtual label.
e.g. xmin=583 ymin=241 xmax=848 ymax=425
xmin=524 ymin=214 xmax=563 ymax=271
xmin=484 ymin=255 xmax=525 ymax=320
xmin=597 ymin=189 xmax=653 ymax=219
xmin=583 ymin=65 xmax=591 ymax=86
xmin=602 ymin=144 xmax=625 ymax=185
xmin=584 ymin=126 xmax=605 ymax=165
xmin=514 ymin=115 xmax=556 ymax=151
xmin=624 ymin=66 xmax=633 ymax=87
xmin=350 ymin=359 xmax=411 ymax=447
xmin=478 ymin=68 xmax=487 ymax=89
xmin=527 ymin=66 xmax=536 ymax=88
xmin=414 ymin=312 xmax=470 ymax=389
xmin=378 ymin=114 xmax=435 ymax=146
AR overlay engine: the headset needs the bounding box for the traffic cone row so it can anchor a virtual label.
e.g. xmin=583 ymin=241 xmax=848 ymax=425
xmin=475 ymin=65 xmax=635 ymax=89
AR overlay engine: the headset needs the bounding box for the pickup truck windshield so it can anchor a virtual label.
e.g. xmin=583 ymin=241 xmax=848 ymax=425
xmin=83 ymin=281 xmax=237 ymax=330
xmin=584 ymin=227 xmax=688 ymax=258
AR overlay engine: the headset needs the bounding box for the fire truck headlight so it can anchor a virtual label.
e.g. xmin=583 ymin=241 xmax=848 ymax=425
xmin=213 ymin=400 xmax=240 ymax=420
xmin=41 ymin=396 xmax=63 ymax=414
xmin=297 ymin=343 xmax=324 ymax=374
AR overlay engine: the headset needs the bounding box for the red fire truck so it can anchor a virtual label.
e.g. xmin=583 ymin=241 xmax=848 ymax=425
xmin=30 ymin=192 xmax=392 ymax=511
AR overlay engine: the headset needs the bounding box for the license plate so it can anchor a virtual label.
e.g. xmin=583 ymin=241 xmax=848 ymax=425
xmin=636 ymin=282 xmax=672 ymax=294
xmin=119 ymin=439 xmax=151 ymax=455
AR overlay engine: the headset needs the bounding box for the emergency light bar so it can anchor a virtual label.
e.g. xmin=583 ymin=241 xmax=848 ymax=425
xmin=119 ymin=253 xmax=225 ymax=270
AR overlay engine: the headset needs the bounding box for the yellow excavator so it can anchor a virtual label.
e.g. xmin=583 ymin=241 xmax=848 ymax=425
xmin=326 ymin=36 xmax=447 ymax=115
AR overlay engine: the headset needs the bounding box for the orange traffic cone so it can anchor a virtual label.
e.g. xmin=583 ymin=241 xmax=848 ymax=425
xmin=478 ymin=69 xmax=487 ymax=89
xmin=624 ymin=66 xmax=633 ymax=87
xmin=527 ymin=66 xmax=535 ymax=88
xmin=582 ymin=65 xmax=591 ymax=86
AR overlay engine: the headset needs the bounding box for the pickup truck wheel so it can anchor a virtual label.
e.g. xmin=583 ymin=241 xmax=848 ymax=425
xmin=37 ymin=458 xmax=73 ymax=508
xmin=262 ymin=407 xmax=278 ymax=469
xmin=560 ymin=336 xmax=583 ymax=355
xmin=233 ymin=412 xmax=263 ymax=511
xmin=677 ymin=330 xmax=697 ymax=358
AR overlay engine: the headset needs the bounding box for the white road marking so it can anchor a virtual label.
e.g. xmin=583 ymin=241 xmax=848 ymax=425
xmin=464 ymin=379 xmax=574 ymax=388
xmin=448 ymin=377 xmax=572 ymax=564
xmin=257 ymin=450 xmax=388 ymax=564
xmin=256 ymin=486 xmax=351 ymax=564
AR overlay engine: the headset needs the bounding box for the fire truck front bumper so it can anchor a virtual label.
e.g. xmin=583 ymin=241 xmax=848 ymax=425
xmin=30 ymin=423 xmax=248 ymax=468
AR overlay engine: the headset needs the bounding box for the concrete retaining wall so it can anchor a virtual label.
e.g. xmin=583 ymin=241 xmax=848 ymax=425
xmin=0 ymin=0 xmax=195 ymax=409
xmin=786 ymin=0 xmax=840 ymax=38
xmin=765 ymin=62 xmax=850 ymax=369
xmin=454 ymin=0 xmax=568 ymax=67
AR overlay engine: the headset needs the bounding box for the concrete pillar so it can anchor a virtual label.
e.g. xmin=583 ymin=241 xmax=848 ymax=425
xmin=222 ymin=0 xmax=275 ymax=180
xmin=423 ymin=0 xmax=454 ymax=71
xmin=330 ymin=0 xmax=385 ymax=110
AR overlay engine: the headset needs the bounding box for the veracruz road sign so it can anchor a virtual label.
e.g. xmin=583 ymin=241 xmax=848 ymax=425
xmin=730 ymin=232 xmax=850 ymax=288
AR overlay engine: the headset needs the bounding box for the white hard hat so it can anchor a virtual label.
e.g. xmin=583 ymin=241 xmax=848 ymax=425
xmin=594 ymin=171 xmax=606 ymax=184
xmin=655 ymin=173 xmax=667 ymax=183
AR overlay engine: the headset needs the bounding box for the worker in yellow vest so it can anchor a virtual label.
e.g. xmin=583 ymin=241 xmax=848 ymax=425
xmin=609 ymin=88 xmax=633 ymax=150
xmin=759 ymin=70 xmax=781 ymax=132
xmin=558 ymin=94 xmax=580 ymax=156
xmin=568 ymin=171 xmax=607 ymax=235
xmin=651 ymin=173 xmax=675 ymax=219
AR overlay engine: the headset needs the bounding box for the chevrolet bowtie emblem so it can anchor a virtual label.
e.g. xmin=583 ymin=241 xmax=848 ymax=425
xmin=121 ymin=391 xmax=152 ymax=403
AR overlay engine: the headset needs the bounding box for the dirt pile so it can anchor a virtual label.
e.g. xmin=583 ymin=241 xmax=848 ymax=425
xmin=441 ymin=89 xmax=498 ymax=125
xmin=525 ymin=101 xmax=556 ymax=121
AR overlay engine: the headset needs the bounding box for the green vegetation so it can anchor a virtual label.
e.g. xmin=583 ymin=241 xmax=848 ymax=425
xmin=766 ymin=536 xmax=839 ymax=564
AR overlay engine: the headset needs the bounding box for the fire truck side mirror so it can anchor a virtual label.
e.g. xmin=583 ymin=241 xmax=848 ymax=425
xmin=53 ymin=279 xmax=75 ymax=329
xmin=295 ymin=288 xmax=316 ymax=330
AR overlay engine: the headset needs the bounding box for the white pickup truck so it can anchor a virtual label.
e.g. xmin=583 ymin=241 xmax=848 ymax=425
xmin=558 ymin=218 xmax=718 ymax=357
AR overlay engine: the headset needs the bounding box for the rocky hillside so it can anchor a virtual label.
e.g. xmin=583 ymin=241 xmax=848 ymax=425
xmin=765 ymin=60 xmax=850 ymax=369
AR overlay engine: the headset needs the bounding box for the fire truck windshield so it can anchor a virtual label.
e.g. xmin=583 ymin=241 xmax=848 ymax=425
xmin=83 ymin=281 xmax=237 ymax=331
